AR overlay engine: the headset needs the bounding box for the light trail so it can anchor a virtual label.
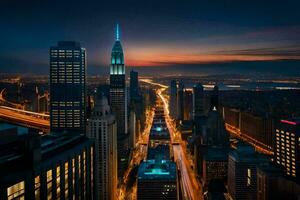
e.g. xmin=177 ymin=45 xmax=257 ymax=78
xmin=0 ymin=106 xmax=50 ymax=131
xmin=225 ymin=123 xmax=274 ymax=155
xmin=118 ymin=108 xmax=155 ymax=200
xmin=143 ymin=79 xmax=202 ymax=200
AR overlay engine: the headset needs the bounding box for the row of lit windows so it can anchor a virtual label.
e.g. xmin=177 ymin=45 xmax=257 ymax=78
xmin=6 ymin=148 xmax=93 ymax=200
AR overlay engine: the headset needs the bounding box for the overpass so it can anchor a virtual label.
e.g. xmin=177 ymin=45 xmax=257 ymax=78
xmin=0 ymin=106 xmax=50 ymax=132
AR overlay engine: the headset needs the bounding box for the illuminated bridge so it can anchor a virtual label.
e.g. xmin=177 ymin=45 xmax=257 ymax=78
xmin=0 ymin=106 xmax=50 ymax=132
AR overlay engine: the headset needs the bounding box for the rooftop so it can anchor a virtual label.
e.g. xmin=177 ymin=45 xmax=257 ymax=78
xmin=138 ymin=159 xmax=177 ymax=180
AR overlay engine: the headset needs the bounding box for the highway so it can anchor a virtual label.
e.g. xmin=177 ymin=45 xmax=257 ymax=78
xmin=118 ymin=108 xmax=155 ymax=200
xmin=0 ymin=105 xmax=50 ymax=131
xmin=0 ymin=89 xmax=25 ymax=109
xmin=141 ymin=79 xmax=202 ymax=200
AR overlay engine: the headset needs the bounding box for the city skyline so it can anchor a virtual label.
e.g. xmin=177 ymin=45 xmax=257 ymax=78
xmin=1 ymin=0 xmax=300 ymax=74
xmin=1 ymin=1 xmax=300 ymax=200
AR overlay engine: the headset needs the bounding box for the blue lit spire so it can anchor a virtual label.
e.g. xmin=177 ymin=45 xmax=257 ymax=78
xmin=115 ymin=23 xmax=120 ymax=41
xmin=110 ymin=23 xmax=125 ymax=75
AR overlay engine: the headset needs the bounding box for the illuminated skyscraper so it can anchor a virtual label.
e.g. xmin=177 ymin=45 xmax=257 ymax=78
xmin=109 ymin=24 xmax=127 ymax=135
xmin=87 ymin=95 xmax=118 ymax=200
xmin=109 ymin=24 xmax=129 ymax=178
xmin=50 ymin=41 xmax=86 ymax=133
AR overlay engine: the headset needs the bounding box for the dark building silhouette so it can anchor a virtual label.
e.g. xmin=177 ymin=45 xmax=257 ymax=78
xmin=176 ymin=81 xmax=184 ymax=121
xmin=0 ymin=123 xmax=95 ymax=200
xmin=210 ymin=85 xmax=219 ymax=111
xmin=130 ymin=70 xmax=139 ymax=101
xmin=228 ymin=143 xmax=268 ymax=200
xmin=169 ymin=80 xmax=177 ymax=119
xmin=50 ymin=41 xmax=87 ymax=134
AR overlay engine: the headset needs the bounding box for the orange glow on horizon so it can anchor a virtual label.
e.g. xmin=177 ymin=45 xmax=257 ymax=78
xmin=125 ymin=45 xmax=300 ymax=66
xmin=124 ymin=49 xmax=300 ymax=66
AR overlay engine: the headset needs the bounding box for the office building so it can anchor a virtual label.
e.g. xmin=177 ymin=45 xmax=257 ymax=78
xmin=228 ymin=143 xmax=268 ymax=200
xmin=87 ymin=95 xmax=118 ymax=200
xmin=137 ymin=160 xmax=178 ymax=200
xmin=169 ymin=80 xmax=177 ymax=119
xmin=275 ymin=119 xmax=300 ymax=180
xmin=0 ymin=123 xmax=95 ymax=200
xmin=50 ymin=41 xmax=87 ymax=134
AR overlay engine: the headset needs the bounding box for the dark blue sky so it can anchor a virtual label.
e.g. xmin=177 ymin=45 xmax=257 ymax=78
xmin=1 ymin=0 xmax=300 ymax=75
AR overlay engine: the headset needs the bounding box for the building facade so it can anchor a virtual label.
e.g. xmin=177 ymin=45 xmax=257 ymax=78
xmin=275 ymin=119 xmax=300 ymax=180
xmin=50 ymin=41 xmax=87 ymax=134
xmin=86 ymin=95 xmax=118 ymax=200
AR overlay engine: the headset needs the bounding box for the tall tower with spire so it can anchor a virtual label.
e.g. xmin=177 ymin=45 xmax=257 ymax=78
xmin=109 ymin=24 xmax=128 ymax=177
xmin=110 ymin=24 xmax=127 ymax=134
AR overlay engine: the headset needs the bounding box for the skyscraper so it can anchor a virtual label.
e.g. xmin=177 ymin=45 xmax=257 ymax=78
xmin=210 ymin=85 xmax=219 ymax=111
xmin=87 ymin=95 xmax=118 ymax=200
xmin=50 ymin=41 xmax=86 ymax=134
xmin=109 ymin=24 xmax=129 ymax=178
xmin=204 ymin=108 xmax=229 ymax=147
xmin=176 ymin=81 xmax=184 ymax=121
xmin=109 ymin=24 xmax=127 ymax=136
xmin=130 ymin=70 xmax=139 ymax=101
xmin=193 ymin=83 xmax=204 ymax=119
xmin=169 ymin=80 xmax=177 ymax=119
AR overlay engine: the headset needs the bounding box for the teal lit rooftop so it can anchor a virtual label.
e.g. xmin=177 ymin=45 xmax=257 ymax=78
xmin=138 ymin=159 xmax=177 ymax=180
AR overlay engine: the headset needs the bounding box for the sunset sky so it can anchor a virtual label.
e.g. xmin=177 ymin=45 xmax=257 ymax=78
xmin=1 ymin=0 xmax=300 ymax=74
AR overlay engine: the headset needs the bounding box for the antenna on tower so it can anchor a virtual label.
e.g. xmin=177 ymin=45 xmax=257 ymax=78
xmin=116 ymin=23 xmax=120 ymax=41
